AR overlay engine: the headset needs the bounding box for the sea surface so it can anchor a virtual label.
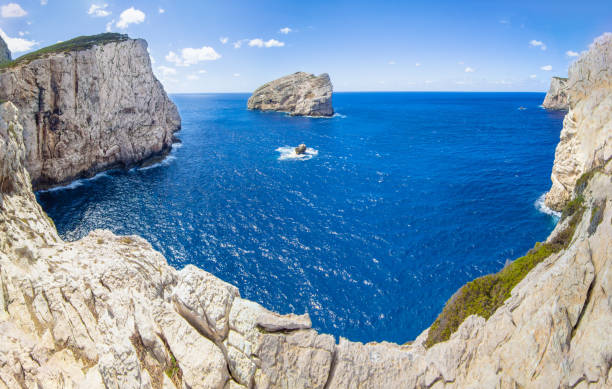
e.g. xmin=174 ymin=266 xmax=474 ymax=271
xmin=38 ymin=92 xmax=566 ymax=343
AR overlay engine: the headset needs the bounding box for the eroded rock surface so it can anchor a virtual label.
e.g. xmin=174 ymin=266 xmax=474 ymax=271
xmin=542 ymin=76 xmax=569 ymax=110
xmin=545 ymin=33 xmax=612 ymax=210
xmin=247 ymin=72 xmax=333 ymax=117
xmin=0 ymin=35 xmax=181 ymax=190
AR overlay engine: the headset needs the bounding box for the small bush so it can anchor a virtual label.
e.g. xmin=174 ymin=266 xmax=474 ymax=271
xmin=118 ymin=236 xmax=134 ymax=245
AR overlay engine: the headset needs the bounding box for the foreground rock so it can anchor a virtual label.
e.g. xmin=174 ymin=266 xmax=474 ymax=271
xmin=1 ymin=33 xmax=611 ymax=389
xmin=247 ymin=72 xmax=333 ymax=117
xmin=0 ymin=33 xmax=181 ymax=190
xmin=542 ymin=76 xmax=569 ymax=110
xmin=545 ymin=33 xmax=612 ymax=210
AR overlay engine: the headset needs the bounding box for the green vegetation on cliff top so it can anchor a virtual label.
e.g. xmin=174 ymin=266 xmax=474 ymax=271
xmin=0 ymin=33 xmax=128 ymax=70
xmin=424 ymin=172 xmax=592 ymax=348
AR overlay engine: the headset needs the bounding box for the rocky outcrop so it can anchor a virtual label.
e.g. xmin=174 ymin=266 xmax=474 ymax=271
xmin=0 ymin=36 xmax=10 ymax=65
xmin=0 ymin=33 xmax=180 ymax=190
xmin=542 ymin=76 xmax=569 ymax=110
xmin=545 ymin=33 xmax=612 ymax=210
xmin=1 ymin=33 xmax=611 ymax=388
xmin=247 ymin=72 xmax=333 ymax=117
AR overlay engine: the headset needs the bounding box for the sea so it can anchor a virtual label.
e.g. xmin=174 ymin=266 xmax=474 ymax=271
xmin=37 ymin=92 xmax=566 ymax=344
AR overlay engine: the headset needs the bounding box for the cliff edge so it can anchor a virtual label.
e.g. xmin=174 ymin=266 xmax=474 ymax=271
xmin=0 ymin=33 xmax=181 ymax=190
xmin=542 ymin=76 xmax=569 ymax=110
xmin=0 ymin=35 xmax=10 ymax=65
xmin=247 ymin=72 xmax=333 ymax=117
xmin=545 ymin=33 xmax=612 ymax=211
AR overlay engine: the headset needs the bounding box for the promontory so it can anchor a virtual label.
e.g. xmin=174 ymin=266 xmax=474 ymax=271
xmin=0 ymin=33 xmax=181 ymax=190
xmin=247 ymin=72 xmax=334 ymax=117
xmin=542 ymin=76 xmax=569 ymax=110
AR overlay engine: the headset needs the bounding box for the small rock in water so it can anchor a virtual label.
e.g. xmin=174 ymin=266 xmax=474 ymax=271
xmin=295 ymin=144 xmax=307 ymax=155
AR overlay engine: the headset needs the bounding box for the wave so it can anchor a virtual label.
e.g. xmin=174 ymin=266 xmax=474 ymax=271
xmin=37 ymin=171 xmax=110 ymax=193
xmin=285 ymin=112 xmax=346 ymax=119
xmin=276 ymin=146 xmax=319 ymax=161
xmin=138 ymin=154 xmax=177 ymax=171
xmin=534 ymin=193 xmax=561 ymax=219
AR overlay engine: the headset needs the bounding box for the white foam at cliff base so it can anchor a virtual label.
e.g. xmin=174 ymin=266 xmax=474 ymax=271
xmin=276 ymin=146 xmax=318 ymax=161
xmin=37 ymin=171 xmax=110 ymax=193
xmin=535 ymin=193 xmax=561 ymax=219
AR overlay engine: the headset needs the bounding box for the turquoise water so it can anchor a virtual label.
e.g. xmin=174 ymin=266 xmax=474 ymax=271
xmin=38 ymin=92 xmax=565 ymax=343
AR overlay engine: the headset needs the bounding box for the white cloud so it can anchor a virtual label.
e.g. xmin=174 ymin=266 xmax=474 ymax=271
xmin=455 ymin=81 xmax=467 ymax=85
xmin=157 ymin=66 xmax=176 ymax=76
xmin=499 ymin=19 xmax=510 ymax=24
xmin=529 ymin=74 xmax=537 ymax=79
xmin=540 ymin=65 xmax=552 ymax=71
xmin=220 ymin=37 xmax=228 ymax=44
xmin=388 ymin=60 xmax=396 ymax=65
xmin=529 ymin=39 xmax=547 ymax=50
xmin=464 ymin=66 xmax=475 ymax=73
xmin=116 ymin=7 xmax=145 ymax=29
xmin=158 ymin=7 xmax=165 ymax=14
xmin=566 ymin=50 xmax=579 ymax=57
xmin=165 ymin=46 xmax=221 ymax=66
xmin=0 ymin=28 xmax=37 ymax=52
xmin=279 ymin=27 xmax=292 ymax=34
xmin=1 ymin=3 xmax=27 ymax=18
xmin=248 ymin=38 xmax=284 ymax=48
xmin=187 ymin=74 xmax=199 ymax=80
xmin=149 ymin=55 xmax=155 ymax=64
xmin=41 ymin=0 xmax=47 ymax=4
xmin=18 ymin=31 xmax=27 ymax=36
xmin=198 ymin=69 xmax=207 ymax=74
xmin=415 ymin=62 xmax=421 ymax=67
xmin=88 ymin=4 xmax=111 ymax=17
xmin=233 ymin=73 xmax=240 ymax=77
xmin=457 ymin=61 xmax=464 ymax=65
xmin=233 ymin=40 xmax=244 ymax=48
xmin=105 ymin=19 xmax=114 ymax=32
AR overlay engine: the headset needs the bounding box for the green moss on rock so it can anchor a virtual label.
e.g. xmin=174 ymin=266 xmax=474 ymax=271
xmin=425 ymin=204 xmax=585 ymax=348
xmin=0 ymin=33 xmax=128 ymax=70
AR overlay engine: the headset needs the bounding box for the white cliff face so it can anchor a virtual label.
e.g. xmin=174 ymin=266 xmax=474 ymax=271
xmin=1 ymin=33 xmax=611 ymax=388
xmin=247 ymin=72 xmax=334 ymax=117
xmin=545 ymin=33 xmax=612 ymax=210
xmin=0 ymin=36 xmax=180 ymax=190
xmin=542 ymin=76 xmax=569 ymax=110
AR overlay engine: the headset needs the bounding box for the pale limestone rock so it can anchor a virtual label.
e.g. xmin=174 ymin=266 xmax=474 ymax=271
xmin=542 ymin=76 xmax=569 ymax=110
xmin=0 ymin=35 xmax=181 ymax=190
xmin=545 ymin=33 xmax=612 ymax=210
xmin=247 ymin=72 xmax=333 ymax=117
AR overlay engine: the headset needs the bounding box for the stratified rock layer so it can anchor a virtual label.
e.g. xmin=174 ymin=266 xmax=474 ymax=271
xmin=542 ymin=76 xmax=569 ymax=110
xmin=545 ymin=33 xmax=612 ymax=210
xmin=247 ymin=72 xmax=333 ymax=117
xmin=0 ymin=35 xmax=180 ymax=189
xmin=1 ymin=34 xmax=611 ymax=388
xmin=0 ymin=35 xmax=10 ymax=64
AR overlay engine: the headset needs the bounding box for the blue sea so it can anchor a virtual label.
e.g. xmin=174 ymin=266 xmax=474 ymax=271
xmin=37 ymin=92 xmax=565 ymax=344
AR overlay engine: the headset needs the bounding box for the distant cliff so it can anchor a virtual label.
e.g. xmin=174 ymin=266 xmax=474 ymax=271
xmin=542 ymin=76 xmax=569 ymax=110
xmin=247 ymin=72 xmax=334 ymax=117
xmin=0 ymin=35 xmax=10 ymax=64
xmin=0 ymin=33 xmax=181 ymax=189
xmin=545 ymin=33 xmax=612 ymax=210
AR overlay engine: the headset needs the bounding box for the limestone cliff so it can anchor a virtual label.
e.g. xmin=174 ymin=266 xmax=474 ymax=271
xmin=545 ymin=33 xmax=612 ymax=211
xmin=247 ymin=72 xmax=333 ymax=117
xmin=542 ymin=76 xmax=569 ymax=110
xmin=0 ymin=33 xmax=181 ymax=190
xmin=0 ymin=34 xmax=611 ymax=388
xmin=0 ymin=35 xmax=10 ymax=65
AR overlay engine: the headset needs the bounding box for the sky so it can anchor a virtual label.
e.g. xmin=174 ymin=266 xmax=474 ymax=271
xmin=0 ymin=0 xmax=611 ymax=93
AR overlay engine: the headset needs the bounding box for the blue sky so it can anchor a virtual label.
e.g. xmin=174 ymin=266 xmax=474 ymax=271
xmin=1 ymin=0 xmax=611 ymax=93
